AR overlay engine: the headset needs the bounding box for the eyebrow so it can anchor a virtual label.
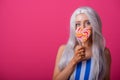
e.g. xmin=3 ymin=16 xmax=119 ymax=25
xmin=75 ymin=20 xmax=89 ymax=23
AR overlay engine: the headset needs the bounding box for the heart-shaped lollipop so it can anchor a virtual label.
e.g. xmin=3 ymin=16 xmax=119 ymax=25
xmin=75 ymin=27 xmax=91 ymax=43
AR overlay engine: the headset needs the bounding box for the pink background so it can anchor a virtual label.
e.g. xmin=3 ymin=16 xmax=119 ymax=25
xmin=0 ymin=0 xmax=120 ymax=80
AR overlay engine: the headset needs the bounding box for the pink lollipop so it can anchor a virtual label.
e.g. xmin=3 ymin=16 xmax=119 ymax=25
xmin=75 ymin=27 xmax=91 ymax=43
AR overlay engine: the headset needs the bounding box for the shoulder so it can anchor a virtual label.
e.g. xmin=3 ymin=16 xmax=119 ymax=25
xmin=104 ymin=47 xmax=111 ymax=66
xmin=54 ymin=44 xmax=66 ymax=69
xmin=57 ymin=44 xmax=66 ymax=58
xmin=103 ymin=47 xmax=111 ymax=80
xmin=53 ymin=45 xmax=66 ymax=79
xmin=104 ymin=47 xmax=110 ymax=54
xmin=58 ymin=44 xmax=66 ymax=52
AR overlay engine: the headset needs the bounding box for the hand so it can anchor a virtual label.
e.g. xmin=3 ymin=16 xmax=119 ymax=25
xmin=72 ymin=45 xmax=85 ymax=64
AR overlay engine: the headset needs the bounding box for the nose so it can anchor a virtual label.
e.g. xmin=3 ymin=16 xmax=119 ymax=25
xmin=80 ymin=22 xmax=85 ymax=28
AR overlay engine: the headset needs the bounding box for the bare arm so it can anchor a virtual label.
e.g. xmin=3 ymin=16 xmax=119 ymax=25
xmin=104 ymin=48 xmax=111 ymax=80
xmin=53 ymin=45 xmax=85 ymax=80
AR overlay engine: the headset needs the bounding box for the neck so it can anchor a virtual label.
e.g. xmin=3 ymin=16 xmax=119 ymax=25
xmin=81 ymin=39 xmax=92 ymax=48
xmin=82 ymin=41 xmax=91 ymax=48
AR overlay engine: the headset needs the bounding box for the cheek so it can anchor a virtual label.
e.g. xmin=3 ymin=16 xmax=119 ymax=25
xmin=89 ymin=32 xmax=93 ymax=40
xmin=87 ymin=29 xmax=92 ymax=39
xmin=86 ymin=25 xmax=92 ymax=28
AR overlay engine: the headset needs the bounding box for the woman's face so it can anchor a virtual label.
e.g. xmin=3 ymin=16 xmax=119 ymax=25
xmin=75 ymin=13 xmax=92 ymax=43
xmin=75 ymin=13 xmax=92 ymax=30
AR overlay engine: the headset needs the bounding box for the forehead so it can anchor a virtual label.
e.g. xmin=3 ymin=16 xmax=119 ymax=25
xmin=75 ymin=13 xmax=89 ymax=21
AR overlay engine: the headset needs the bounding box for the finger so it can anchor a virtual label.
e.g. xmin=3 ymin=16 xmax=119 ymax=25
xmin=79 ymin=53 xmax=85 ymax=56
xmin=75 ymin=50 xmax=84 ymax=55
xmin=81 ymin=55 xmax=85 ymax=58
xmin=75 ymin=45 xmax=83 ymax=50
xmin=75 ymin=47 xmax=85 ymax=52
xmin=77 ymin=52 xmax=85 ymax=57
xmin=78 ymin=52 xmax=85 ymax=57
xmin=78 ymin=46 xmax=85 ymax=51
xmin=78 ymin=49 xmax=85 ymax=53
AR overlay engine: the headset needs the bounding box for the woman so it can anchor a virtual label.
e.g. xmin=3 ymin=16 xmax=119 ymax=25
xmin=53 ymin=6 xmax=111 ymax=80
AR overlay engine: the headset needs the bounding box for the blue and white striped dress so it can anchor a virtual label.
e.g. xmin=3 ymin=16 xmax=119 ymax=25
xmin=68 ymin=57 xmax=97 ymax=80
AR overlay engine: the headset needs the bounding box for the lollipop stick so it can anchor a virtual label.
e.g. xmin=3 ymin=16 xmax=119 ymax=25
xmin=77 ymin=39 xmax=82 ymax=46
xmin=79 ymin=40 xmax=85 ymax=58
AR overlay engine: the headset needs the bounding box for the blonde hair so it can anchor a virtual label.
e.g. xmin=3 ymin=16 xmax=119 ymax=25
xmin=59 ymin=6 xmax=106 ymax=80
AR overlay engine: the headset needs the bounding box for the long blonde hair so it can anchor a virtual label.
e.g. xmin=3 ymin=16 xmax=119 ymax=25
xmin=59 ymin=6 xmax=106 ymax=80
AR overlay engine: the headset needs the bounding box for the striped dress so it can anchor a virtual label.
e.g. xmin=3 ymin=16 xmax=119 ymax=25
xmin=68 ymin=57 xmax=97 ymax=80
